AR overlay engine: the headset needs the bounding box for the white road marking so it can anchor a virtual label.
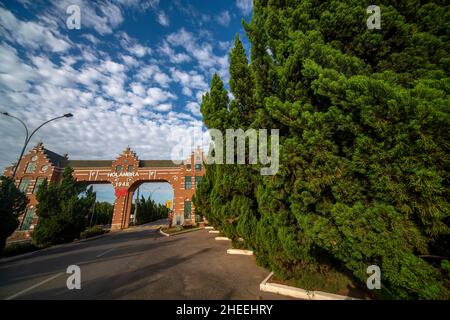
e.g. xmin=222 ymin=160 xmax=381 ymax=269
xmin=5 ymin=272 xmax=64 ymax=300
xmin=96 ymin=248 xmax=115 ymax=258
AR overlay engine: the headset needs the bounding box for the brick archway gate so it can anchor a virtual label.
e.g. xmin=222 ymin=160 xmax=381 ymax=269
xmin=71 ymin=147 xmax=205 ymax=231
xmin=3 ymin=143 xmax=205 ymax=241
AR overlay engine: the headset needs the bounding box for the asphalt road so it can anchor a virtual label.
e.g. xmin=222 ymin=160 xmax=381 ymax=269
xmin=0 ymin=225 xmax=287 ymax=300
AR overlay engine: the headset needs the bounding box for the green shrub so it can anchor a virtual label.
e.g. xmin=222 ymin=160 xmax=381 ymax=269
xmin=80 ymin=226 xmax=107 ymax=240
xmin=2 ymin=241 xmax=40 ymax=257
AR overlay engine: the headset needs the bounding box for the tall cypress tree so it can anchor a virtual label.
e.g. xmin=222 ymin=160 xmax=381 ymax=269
xmin=229 ymin=34 xmax=255 ymax=125
xmin=197 ymin=0 xmax=449 ymax=299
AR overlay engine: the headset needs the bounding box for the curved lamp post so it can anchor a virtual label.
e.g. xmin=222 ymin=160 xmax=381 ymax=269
xmin=1 ymin=112 xmax=73 ymax=179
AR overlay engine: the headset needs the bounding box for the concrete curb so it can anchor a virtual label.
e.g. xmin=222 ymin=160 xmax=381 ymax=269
xmin=209 ymin=230 xmax=220 ymax=234
xmin=227 ymin=249 xmax=253 ymax=255
xmin=159 ymin=228 xmax=202 ymax=237
xmin=205 ymin=226 xmax=214 ymax=230
xmin=159 ymin=229 xmax=170 ymax=237
xmin=259 ymin=272 xmax=361 ymax=300
xmin=215 ymin=237 xmax=231 ymax=241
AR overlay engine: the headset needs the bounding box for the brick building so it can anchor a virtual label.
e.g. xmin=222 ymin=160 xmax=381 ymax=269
xmin=3 ymin=143 xmax=205 ymax=241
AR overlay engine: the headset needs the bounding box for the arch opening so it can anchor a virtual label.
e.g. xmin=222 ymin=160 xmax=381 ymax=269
xmin=128 ymin=181 xmax=174 ymax=226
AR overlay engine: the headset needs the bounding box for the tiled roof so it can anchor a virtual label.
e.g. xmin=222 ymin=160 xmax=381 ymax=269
xmin=67 ymin=160 xmax=113 ymax=168
xmin=139 ymin=160 xmax=180 ymax=168
xmin=43 ymin=148 xmax=67 ymax=168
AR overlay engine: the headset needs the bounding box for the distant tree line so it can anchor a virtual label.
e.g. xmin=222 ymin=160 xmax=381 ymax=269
xmin=88 ymin=201 xmax=114 ymax=226
xmin=133 ymin=196 xmax=169 ymax=225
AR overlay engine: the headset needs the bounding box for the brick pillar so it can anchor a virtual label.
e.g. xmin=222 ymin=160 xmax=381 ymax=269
xmin=111 ymin=190 xmax=133 ymax=231
xmin=123 ymin=190 xmax=134 ymax=229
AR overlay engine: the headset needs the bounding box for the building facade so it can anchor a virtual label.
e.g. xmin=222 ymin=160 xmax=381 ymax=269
xmin=3 ymin=143 xmax=205 ymax=242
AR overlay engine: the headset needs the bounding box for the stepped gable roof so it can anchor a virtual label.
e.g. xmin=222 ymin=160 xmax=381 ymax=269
xmin=42 ymin=147 xmax=67 ymax=168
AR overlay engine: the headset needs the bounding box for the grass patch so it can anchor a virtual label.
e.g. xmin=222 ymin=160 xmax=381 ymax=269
xmin=271 ymin=267 xmax=374 ymax=299
xmin=1 ymin=241 xmax=41 ymax=258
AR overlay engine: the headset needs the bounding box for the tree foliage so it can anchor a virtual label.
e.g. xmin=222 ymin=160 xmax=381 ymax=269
xmin=33 ymin=167 xmax=95 ymax=246
xmin=88 ymin=201 xmax=113 ymax=226
xmin=195 ymin=0 xmax=450 ymax=299
xmin=135 ymin=196 xmax=169 ymax=225
xmin=0 ymin=176 xmax=28 ymax=253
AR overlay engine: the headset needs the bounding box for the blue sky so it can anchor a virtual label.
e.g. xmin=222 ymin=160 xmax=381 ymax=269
xmin=0 ymin=0 xmax=253 ymax=203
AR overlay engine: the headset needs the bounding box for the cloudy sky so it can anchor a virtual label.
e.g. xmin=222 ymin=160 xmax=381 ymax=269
xmin=0 ymin=0 xmax=253 ymax=167
xmin=0 ymin=0 xmax=253 ymax=203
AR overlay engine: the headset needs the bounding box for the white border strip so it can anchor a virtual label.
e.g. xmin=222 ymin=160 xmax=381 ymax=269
xmin=227 ymin=249 xmax=253 ymax=255
xmin=209 ymin=230 xmax=220 ymax=234
xmin=260 ymin=272 xmax=361 ymax=300
xmin=215 ymin=237 xmax=231 ymax=241
xmin=159 ymin=229 xmax=170 ymax=237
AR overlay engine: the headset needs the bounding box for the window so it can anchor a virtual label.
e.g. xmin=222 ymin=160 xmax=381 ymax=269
xmin=25 ymin=162 xmax=36 ymax=173
xmin=185 ymin=176 xmax=192 ymax=189
xmin=195 ymin=163 xmax=202 ymax=171
xmin=116 ymin=165 xmax=123 ymax=173
xmin=127 ymin=165 xmax=134 ymax=173
xmin=184 ymin=201 xmax=191 ymax=219
xmin=21 ymin=208 xmax=35 ymax=230
xmin=186 ymin=164 xmax=192 ymax=170
xmin=18 ymin=178 xmax=31 ymax=193
xmin=195 ymin=176 xmax=202 ymax=187
xmin=33 ymin=177 xmax=45 ymax=195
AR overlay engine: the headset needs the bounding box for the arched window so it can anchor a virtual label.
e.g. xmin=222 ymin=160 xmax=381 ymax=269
xmin=184 ymin=200 xmax=191 ymax=219
xmin=25 ymin=162 xmax=36 ymax=173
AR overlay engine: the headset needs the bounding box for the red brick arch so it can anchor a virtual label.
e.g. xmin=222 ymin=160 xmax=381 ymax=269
xmin=71 ymin=147 xmax=205 ymax=230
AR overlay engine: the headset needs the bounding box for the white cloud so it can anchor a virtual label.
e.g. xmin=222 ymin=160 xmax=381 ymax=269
xmin=130 ymin=83 xmax=145 ymax=96
xmin=137 ymin=65 xmax=172 ymax=87
xmin=0 ymin=44 xmax=38 ymax=91
xmin=0 ymin=6 xmax=213 ymax=172
xmin=159 ymin=41 xmax=191 ymax=64
xmin=118 ymin=32 xmax=150 ymax=57
xmin=171 ymin=68 xmax=208 ymax=97
xmin=185 ymin=102 xmax=201 ymax=117
xmin=49 ymin=0 xmax=124 ymax=35
xmin=236 ymin=0 xmax=253 ymax=16
xmin=157 ymin=11 xmax=170 ymax=27
xmin=146 ymin=87 xmax=176 ymax=104
xmin=216 ymin=11 xmax=231 ymax=27
xmin=120 ymin=54 xmax=139 ymax=67
xmin=0 ymin=7 xmax=71 ymax=52
xmin=166 ymin=28 xmax=229 ymax=79
xmin=154 ymin=103 xmax=172 ymax=112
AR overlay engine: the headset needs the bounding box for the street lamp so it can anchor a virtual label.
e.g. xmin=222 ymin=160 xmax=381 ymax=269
xmin=1 ymin=112 xmax=74 ymax=179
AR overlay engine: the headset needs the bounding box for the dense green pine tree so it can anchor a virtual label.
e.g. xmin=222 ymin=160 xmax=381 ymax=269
xmin=196 ymin=0 xmax=450 ymax=299
xmin=0 ymin=176 xmax=28 ymax=253
xmin=33 ymin=167 xmax=94 ymax=246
